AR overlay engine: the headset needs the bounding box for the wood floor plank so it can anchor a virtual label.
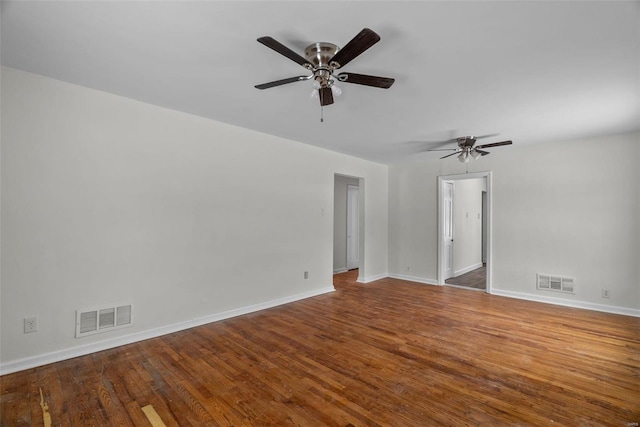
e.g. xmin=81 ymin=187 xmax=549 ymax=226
xmin=36 ymin=365 xmax=70 ymax=427
xmin=0 ymin=371 xmax=31 ymax=426
xmin=2 ymin=269 xmax=639 ymax=425
xmin=445 ymin=265 xmax=486 ymax=289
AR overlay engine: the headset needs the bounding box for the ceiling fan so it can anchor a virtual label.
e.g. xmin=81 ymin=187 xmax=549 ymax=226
xmin=255 ymin=28 xmax=395 ymax=108
xmin=427 ymin=135 xmax=513 ymax=162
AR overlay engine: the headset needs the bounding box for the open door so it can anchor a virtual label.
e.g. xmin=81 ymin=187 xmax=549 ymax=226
xmin=443 ymin=181 xmax=454 ymax=280
xmin=482 ymin=191 xmax=488 ymax=264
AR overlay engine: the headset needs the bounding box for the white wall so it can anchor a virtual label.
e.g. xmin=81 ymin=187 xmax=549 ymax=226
xmin=0 ymin=68 xmax=388 ymax=372
xmin=333 ymin=175 xmax=359 ymax=273
xmin=2 ymin=67 xmax=636 ymax=375
xmin=389 ymin=132 xmax=640 ymax=314
xmin=452 ymin=178 xmax=484 ymax=275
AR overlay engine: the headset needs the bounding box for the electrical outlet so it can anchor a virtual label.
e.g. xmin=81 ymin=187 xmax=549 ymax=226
xmin=304 ymin=271 xmax=309 ymax=279
xmin=602 ymin=289 xmax=610 ymax=299
xmin=24 ymin=317 xmax=38 ymax=333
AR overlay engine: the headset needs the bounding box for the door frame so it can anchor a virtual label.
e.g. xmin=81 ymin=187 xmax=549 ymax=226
xmin=437 ymin=171 xmax=493 ymax=293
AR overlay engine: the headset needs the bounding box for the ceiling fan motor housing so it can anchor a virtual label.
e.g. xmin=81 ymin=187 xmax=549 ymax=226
xmin=457 ymin=136 xmax=477 ymax=148
xmin=304 ymin=42 xmax=339 ymax=67
xmin=305 ymin=42 xmax=340 ymax=88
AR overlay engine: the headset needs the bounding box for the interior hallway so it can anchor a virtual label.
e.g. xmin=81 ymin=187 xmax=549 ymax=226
xmin=445 ymin=265 xmax=486 ymax=290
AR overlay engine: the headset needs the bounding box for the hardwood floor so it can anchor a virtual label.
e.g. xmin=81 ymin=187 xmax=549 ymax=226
xmin=445 ymin=265 xmax=486 ymax=290
xmin=2 ymin=270 xmax=639 ymax=426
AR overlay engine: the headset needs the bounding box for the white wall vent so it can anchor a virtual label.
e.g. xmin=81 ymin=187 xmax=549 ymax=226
xmin=76 ymin=304 xmax=133 ymax=338
xmin=537 ymin=274 xmax=575 ymax=294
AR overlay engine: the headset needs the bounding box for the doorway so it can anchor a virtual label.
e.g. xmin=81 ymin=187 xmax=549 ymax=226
xmin=333 ymin=174 xmax=363 ymax=281
xmin=437 ymin=172 xmax=492 ymax=292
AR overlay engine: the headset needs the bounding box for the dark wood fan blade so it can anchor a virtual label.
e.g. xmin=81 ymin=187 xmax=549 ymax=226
xmin=257 ymin=37 xmax=313 ymax=67
xmin=440 ymin=151 xmax=460 ymax=159
xmin=474 ymin=133 xmax=500 ymax=139
xmin=329 ymin=28 xmax=380 ymax=68
xmin=336 ymin=72 xmax=394 ymax=88
xmin=475 ymin=149 xmax=490 ymax=156
xmin=475 ymin=140 xmax=513 ymax=149
xmin=427 ymin=148 xmax=458 ymax=152
xmin=319 ymin=87 xmax=334 ymax=106
xmin=255 ymin=75 xmax=310 ymax=90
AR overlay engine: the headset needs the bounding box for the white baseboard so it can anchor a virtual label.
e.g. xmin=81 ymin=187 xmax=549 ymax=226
xmin=491 ymin=289 xmax=640 ymax=317
xmin=357 ymin=272 xmax=388 ymax=283
xmin=333 ymin=269 xmax=348 ymax=274
xmin=387 ymin=273 xmax=438 ymax=286
xmin=453 ymin=262 xmax=484 ymax=277
xmin=0 ymin=286 xmax=335 ymax=375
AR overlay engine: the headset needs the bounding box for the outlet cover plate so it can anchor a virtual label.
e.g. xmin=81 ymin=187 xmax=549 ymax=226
xmin=24 ymin=317 xmax=38 ymax=333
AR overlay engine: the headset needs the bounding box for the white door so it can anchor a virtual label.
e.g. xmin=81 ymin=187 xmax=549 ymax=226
xmin=443 ymin=181 xmax=454 ymax=279
xmin=346 ymin=185 xmax=359 ymax=270
xmin=482 ymin=190 xmax=487 ymax=264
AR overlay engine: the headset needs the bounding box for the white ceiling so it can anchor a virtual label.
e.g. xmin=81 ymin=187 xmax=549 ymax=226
xmin=2 ymin=1 xmax=639 ymax=164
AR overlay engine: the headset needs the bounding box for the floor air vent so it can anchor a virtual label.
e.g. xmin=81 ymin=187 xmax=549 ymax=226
xmin=76 ymin=304 xmax=133 ymax=338
xmin=537 ymin=274 xmax=575 ymax=294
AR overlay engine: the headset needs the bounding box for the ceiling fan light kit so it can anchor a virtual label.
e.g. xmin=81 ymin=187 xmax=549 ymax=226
xmin=255 ymin=28 xmax=395 ymax=117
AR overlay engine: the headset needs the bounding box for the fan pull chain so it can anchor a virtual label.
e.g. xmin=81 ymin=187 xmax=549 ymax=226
xmin=320 ymin=106 xmax=324 ymax=123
